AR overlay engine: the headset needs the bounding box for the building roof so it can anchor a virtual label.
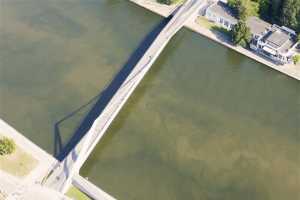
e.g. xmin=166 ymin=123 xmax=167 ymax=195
xmin=265 ymin=29 xmax=290 ymax=48
xmin=262 ymin=25 xmax=297 ymax=53
xmin=208 ymin=1 xmax=238 ymax=24
xmin=246 ymin=16 xmax=271 ymax=36
xmin=278 ymin=38 xmax=295 ymax=54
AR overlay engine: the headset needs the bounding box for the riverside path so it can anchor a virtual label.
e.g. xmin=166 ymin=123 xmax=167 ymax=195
xmin=44 ymin=0 xmax=206 ymax=196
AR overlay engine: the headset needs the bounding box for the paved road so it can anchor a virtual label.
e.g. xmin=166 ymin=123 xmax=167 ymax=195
xmin=44 ymin=0 xmax=205 ymax=195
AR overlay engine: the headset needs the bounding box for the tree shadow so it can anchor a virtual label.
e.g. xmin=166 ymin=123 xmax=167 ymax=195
xmin=54 ymin=15 xmax=172 ymax=161
xmin=210 ymin=26 xmax=232 ymax=43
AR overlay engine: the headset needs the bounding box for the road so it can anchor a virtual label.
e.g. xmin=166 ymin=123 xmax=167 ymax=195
xmin=44 ymin=0 xmax=205 ymax=195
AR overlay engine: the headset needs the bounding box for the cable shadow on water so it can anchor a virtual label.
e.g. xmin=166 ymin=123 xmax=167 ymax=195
xmin=54 ymin=15 xmax=172 ymax=161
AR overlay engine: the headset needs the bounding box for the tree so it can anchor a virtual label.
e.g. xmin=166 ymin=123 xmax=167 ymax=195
xmin=258 ymin=0 xmax=271 ymax=19
xmin=297 ymin=11 xmax=300 ymax=32
xmin=0 ymin=137 xmax=16 ymax=156
xmin=231 ymin=21 xmax=252 ymax=47
xmin=270 ymin=0 xmax=283 ymax=22
xmin=280 ymin=0 xmax=300 ymax=31
xmin=228 ymin=0 xmax=248 ymax=20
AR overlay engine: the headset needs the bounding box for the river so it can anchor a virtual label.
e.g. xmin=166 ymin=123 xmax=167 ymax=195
xmin=0 ymin=0 xmax=299 ymax=200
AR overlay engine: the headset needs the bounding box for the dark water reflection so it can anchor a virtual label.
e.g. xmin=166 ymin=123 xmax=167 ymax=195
xmin=1 ymin=0 xmax=299 ymax=200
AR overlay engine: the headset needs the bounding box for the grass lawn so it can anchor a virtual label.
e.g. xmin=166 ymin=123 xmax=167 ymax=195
xmin=66 ymin=186 xmax=91 ymax=200
xmin=196 ymin=16 xmax=231 ymax=37
xmin=0 ymin=143 xmax=37 ymax=177
xmin=196 ymin=16 xmax=216 ymax=29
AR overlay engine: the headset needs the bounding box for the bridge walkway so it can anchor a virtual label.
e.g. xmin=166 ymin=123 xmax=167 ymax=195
xmin=44 ymin=0 xmax=205 ymax=197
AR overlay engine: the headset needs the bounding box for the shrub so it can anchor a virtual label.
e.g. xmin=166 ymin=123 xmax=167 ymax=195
xmin=0 ymin=137 xmax=16 ymax=156
xmin=292 ymin=54 xmax=300 ymax=65
xmin=157 ymin=0 xmax=177 ymax=5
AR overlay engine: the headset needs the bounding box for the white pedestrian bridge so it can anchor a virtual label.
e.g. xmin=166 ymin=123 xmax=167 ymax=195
xmin=43 ymin=0 xmax=205 ymax=199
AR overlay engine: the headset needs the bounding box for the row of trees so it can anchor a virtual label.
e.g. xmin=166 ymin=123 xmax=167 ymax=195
xmin=228 ymin=0 xmax=300 ymax=32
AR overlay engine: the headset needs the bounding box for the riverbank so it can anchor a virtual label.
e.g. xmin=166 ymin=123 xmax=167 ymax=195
xmin=0 ymin=119 xmax=114 ymax=200
xmin=130 ymin=0 xmax=300 ymax=81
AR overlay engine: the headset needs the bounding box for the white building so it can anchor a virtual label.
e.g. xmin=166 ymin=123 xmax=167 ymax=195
xmin=205 ymin=1 xmax=237 ymax=30
xmin=250 ymin=25 xmax=298 ymax=64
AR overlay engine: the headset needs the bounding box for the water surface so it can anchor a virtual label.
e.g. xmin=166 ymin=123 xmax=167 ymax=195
xmin=0 ymin=0 xmax=299 ymax=200
xmin=0 ymin=0 xmax=160 ymax=150
xmin=81 ymin=28 xmax=300 ymax=200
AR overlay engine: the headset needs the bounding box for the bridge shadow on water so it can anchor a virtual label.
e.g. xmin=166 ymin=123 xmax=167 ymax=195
xmin=54 ymin=16 xmax=172 ymax=161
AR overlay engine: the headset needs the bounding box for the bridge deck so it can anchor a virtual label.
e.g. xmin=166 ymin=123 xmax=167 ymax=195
xmin=44 ymin=0 xmax=205 ymax=194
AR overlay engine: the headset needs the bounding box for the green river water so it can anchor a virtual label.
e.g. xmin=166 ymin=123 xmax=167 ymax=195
xmin=0 ymin=0 xmax=299 ymax=200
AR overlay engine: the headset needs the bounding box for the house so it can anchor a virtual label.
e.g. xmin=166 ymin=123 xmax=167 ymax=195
xmin=204 ymin=1 xmax=270 ymax=32
xmin=249 ymin=24 xmax=298 ymax=64
xmin=205 ymin=0 xmax=237 ymax=30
